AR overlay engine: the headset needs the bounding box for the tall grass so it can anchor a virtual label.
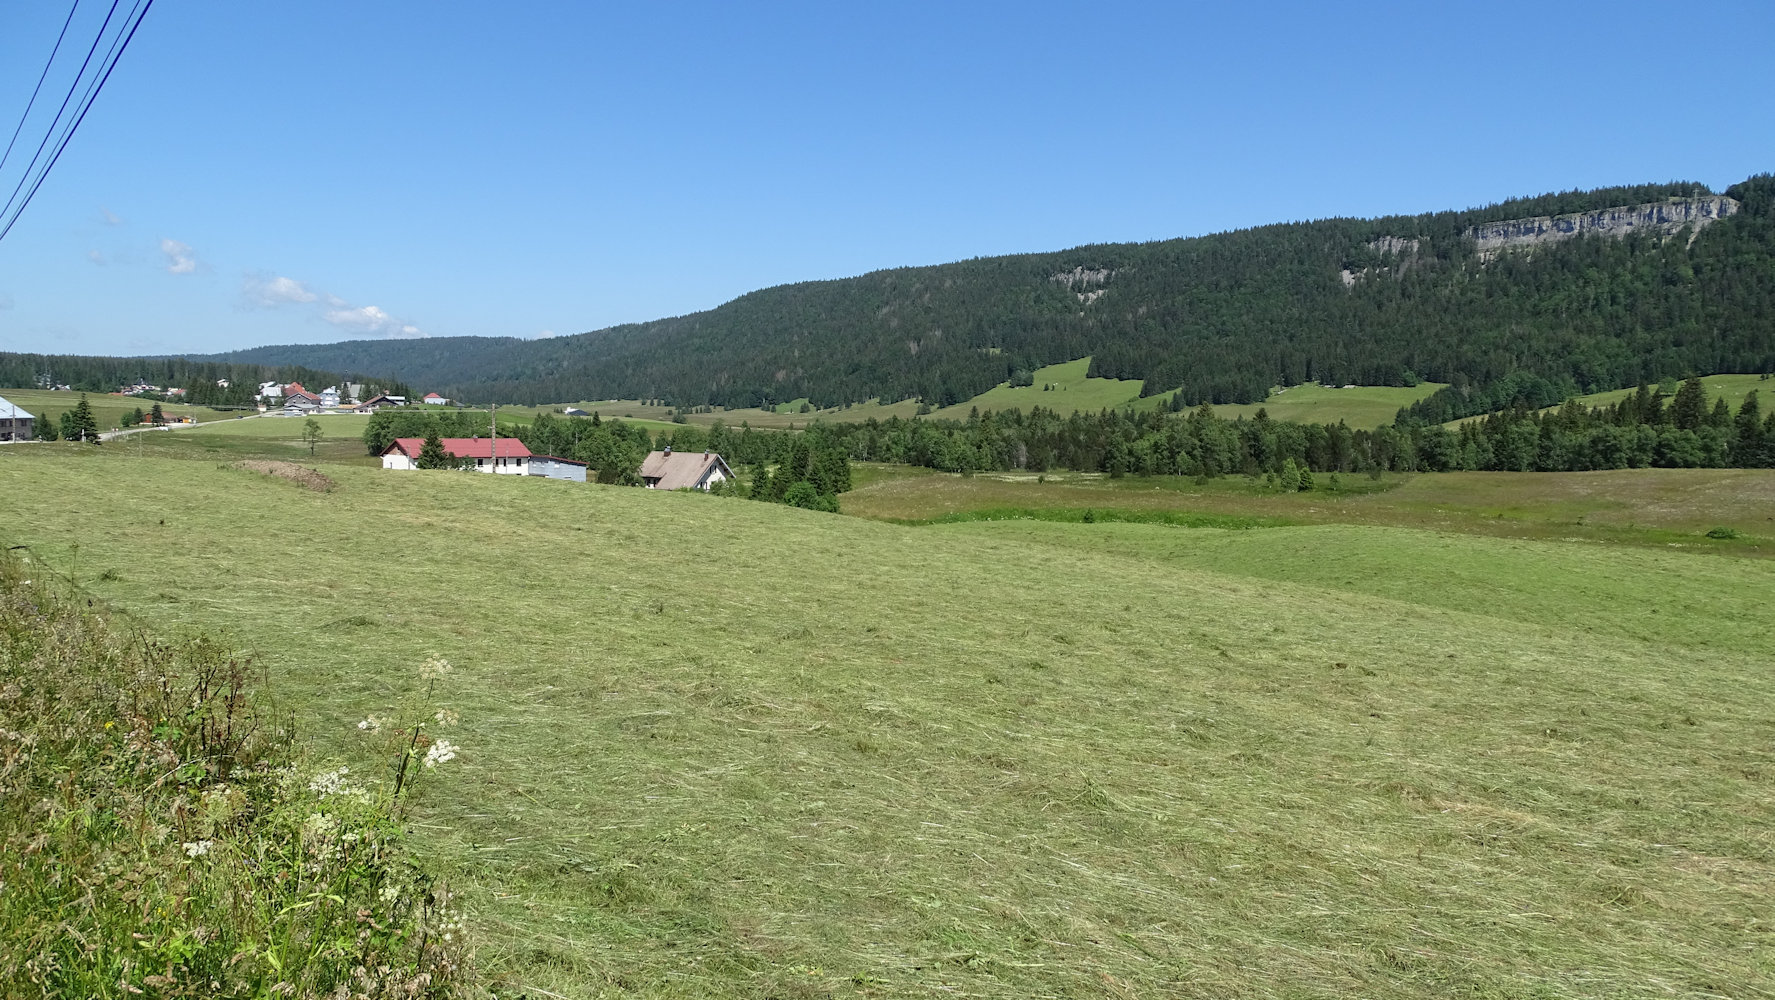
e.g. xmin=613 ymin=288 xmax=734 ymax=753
xmin=0 ymin=549 xmax=472 ymax=998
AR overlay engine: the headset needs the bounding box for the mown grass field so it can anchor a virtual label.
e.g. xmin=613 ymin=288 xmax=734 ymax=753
xmin=1 ymin=447 xmax=1772 ymax=998
xmin=0 ymin=386 xmax=238 ymax=431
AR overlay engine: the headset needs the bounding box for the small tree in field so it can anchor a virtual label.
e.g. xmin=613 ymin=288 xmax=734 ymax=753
xmin=302 ymin=418 xmax=324 ymax=455
xmin=69 ymin=395 xmax=99 ymax=443
xmin=150 ymin=403 xmax=166 ymax=426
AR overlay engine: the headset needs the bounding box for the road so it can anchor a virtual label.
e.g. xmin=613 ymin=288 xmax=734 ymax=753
xmin=98 ymin=412 xmax=265 ymax=442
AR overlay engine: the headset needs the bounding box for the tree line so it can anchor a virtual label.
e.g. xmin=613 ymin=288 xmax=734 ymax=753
xmin=0 ymin=351 xmax=410 ymax=405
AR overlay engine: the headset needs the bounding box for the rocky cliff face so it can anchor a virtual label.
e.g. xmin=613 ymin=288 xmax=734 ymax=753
xmin=1467 ymin=196 xmax=1739 ymax=260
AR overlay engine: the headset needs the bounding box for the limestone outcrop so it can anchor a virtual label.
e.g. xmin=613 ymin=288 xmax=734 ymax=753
xmin=1467 ymin=196 xmax=1739 ymax=260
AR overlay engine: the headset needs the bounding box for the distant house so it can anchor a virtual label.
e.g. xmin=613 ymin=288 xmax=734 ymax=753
xmin=353 ymin=393 xmax=403 ymax=413
xmin=423 ymin=393 xmax=449 ymax=406
xmin=319 ymin=386 xmax=341 ymax=407
xmin=561 ymin=407 xmax=589 ymax=417
xmin=0 ymin=395 xmax=35 ymax=441
xmin=258 ymin=380 xmax=284 ymax=400
xmin=639 ymin=448 xmax=734 ymax=491
xmin=380 ymin=437 xmax=532 ymax=474
xmin=282 ymin=387 xmax=321 ymax=412
xmin=528 ymin=455 xmax=588 ymax=482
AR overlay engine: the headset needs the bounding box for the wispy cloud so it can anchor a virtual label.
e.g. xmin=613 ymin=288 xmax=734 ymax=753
xmin=87 ymin=249 xmax=106 ymax=265
xmin=101 ymin=208 xmax=122 ymax=226
xmin=242 ymin=273 xmax=318 ymax=306
xmin=241 ymin=272 xmax=425 ymax=338
xmin=160 ymin=238 xmax=198 ymax=274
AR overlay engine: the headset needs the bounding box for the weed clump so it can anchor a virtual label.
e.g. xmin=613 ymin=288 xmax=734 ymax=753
xmin=0 ymin=551 xmax=471 ymax=998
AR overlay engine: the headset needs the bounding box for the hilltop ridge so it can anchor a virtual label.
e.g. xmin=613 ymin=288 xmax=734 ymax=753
xmin=186 ymin=175 xmax=1775 ymax=412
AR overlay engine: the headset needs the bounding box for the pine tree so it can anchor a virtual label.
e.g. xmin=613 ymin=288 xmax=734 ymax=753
xmin=70 ymin=395 xmax=98 ymax=442
xmin=1734 ymin=390 xmax=1764 ymax=466
xmin=416 ymin=431 xmax=450 ymax=469
xmin=1670 ymin=376 xmax=1708 ymax=431
xmin=150 ymin=403 xmax=165 ymax=425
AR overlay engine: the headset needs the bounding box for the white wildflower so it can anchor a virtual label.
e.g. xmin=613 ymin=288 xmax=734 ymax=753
xmin=183 ymin=840 xmax=212 ymax=858
xmin=422 ymin=739 xmax=458 ymax=769
xmin=419 ymin=657 xmax=452 ymax=681
xmin=307 ymin=766 xmax=357 ymax=797
xmin=433 ymin=708 xmax=460 ymax=727
xmin=303 ymin=812 xmax=339 ymax=838
xmin=356 ymin=715 xmax=385 ymax=733
xmin=378 ymin=883 xmax=402 ymax=905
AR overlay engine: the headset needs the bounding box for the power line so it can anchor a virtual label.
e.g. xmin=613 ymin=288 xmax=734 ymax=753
xmin=0 ymin=0 xmax=154 ymax=245
xmin=0 ymin=0 xmax=124 ymax=226
xmin=0 ymin=1 xmax=81 ymax=177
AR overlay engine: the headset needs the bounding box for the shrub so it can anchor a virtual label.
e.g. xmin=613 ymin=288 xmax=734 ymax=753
xmin=1705 ymin=526 xmax=1740 ymax=539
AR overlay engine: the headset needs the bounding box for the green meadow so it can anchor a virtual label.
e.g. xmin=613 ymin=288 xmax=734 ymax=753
xmin=1 ymin=446 xmax=1772 ymax=998
xmin=556 ymin=362 xmax=1444 ymax=432
xmin=0 ymin=387 xmax=237 ymax=431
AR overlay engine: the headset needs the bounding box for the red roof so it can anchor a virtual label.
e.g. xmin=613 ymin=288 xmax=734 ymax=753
xmin=424 ymin=392 xmax=445 ymax=400
xmin=386 ymin=437 xmax=532 ymax=460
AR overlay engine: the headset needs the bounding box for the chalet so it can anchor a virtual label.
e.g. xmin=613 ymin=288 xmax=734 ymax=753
xmin=381 ymin=437 xmax=532 ymax=474
xmin=561 ymin=407 xmax=589 ymax=417
xmin=282 ymin=387 xmax=322 ymax=413
xmin=0 ymin=395 xmax=35 ymax=441
xmin=639 ymin=448 xmax=734 ymax=491
xmin=319 ymin=386 xmax=341 ymax=407
xmin=528 ymin=455 xmax=588 ymax=482
xmin=257 ymin=380 xmax=283 ymax=400
xmin=423 ymin=393 xmax=449 ymax=405
xmin=353 ymin=393 xmax=403 ymax=413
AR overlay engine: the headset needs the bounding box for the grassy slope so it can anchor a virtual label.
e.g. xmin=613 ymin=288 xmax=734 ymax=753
xmin=0 ymin=387 xmax=235 ymax=431
xmin=2 ymin=452 xmax=1772 ymax=997
xmin=1204 ymin=381 xmax=1447 ymax=427
xmin=1446 ymin=373 xmax=1774 ymax=428
xmin=537 ymin=366 xmax=1446 ymax=432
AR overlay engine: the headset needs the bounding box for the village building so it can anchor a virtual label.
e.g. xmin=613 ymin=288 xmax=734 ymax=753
xmin=423 ymin=393 xmax=450 ymax=405
xmin=258 ymin=380 xmax=284 ymax=400
xmin=639 ymin=448 xmax=734 ymax=491
xmin=380 ymin=437 xmax=532 ymax=474
xmin=319 ymin=386 xmax=342 ymax=407
xmin=0 ymin=395 xmax=35 ymax=441
xmin=528 ymin=455 xmax=588 ymax=482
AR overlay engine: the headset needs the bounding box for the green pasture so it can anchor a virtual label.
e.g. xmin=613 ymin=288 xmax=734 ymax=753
xmin=1569 ymin=373 xmax=1770 ymax=413
xmin=0 ymin=386 xmax=237 ymax=431
xmin=842 ymin=463 xmax=1775 ymax=554
xmin=1447 ymin=373 xmax=1774 ymax=427
xmin=530 ymin=366 xmax=1446 ymax=432
xmin=1 ymin=450 xmax=1772 ymax=998
xmin=928 ymin=358 xmax=1150 ymax=419
xmin=1199 ymin=380 xmax=1447 ymax=427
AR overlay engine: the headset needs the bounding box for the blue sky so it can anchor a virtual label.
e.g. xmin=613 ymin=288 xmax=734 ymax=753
xmin=1 ymin=0 xmax=1771 ymax=357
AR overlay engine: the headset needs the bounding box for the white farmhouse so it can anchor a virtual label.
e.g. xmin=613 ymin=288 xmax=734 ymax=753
xmin=381 ymin=437 xmax=532 ymax=474
xmin=639 ymin=448 xmax=734 ymax=490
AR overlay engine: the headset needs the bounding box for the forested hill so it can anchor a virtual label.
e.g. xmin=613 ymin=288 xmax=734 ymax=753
xmin=189 ymin=175 xmax=1775 ymax=410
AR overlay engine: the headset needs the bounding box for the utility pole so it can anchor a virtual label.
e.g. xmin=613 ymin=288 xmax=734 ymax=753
xmin=489 ymin=403 xmax=497 ymax=469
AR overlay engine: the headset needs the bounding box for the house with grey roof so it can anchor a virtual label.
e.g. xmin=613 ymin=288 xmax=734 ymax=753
xmin=639 ymin=448 xmax=734 ymax=491
xmin=0 ymin=396 xmax=35 ymax=441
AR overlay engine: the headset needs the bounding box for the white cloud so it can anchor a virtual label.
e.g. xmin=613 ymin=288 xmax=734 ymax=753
xmin=160 ymin=238 xmax=197 ymax=274
xmin=101 ymin=208 xmax=122 ymax=226
xmin=242 ymin=271 xmax=424 ymax=338
xmin=87 ymin=249 xmax=106 ymax=265
xmin=242 ymin=273 xmax=319 ymax=306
